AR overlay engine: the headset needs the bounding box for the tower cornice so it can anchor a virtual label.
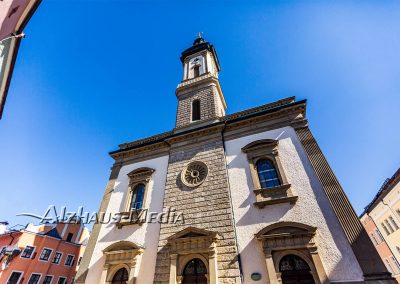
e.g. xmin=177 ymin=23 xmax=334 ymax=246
xmin=175 ymin=74 xmax=227 ymax=110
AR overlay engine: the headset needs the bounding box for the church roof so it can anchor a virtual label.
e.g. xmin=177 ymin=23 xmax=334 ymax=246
xmin=111 ymin=96 xmax=306 ymax=157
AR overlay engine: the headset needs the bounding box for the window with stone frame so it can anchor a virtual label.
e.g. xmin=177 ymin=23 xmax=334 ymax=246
xmin=256 ymin=158 xmax=281 ymax=188
xmin=117 ymin=167 xmax=155 ymax=228
xmin=130 ymin=183 xmax=145 ymax=210
xmin=242 ymin=139 xmax=297 ymax=208
xmin=192 ymin=100 xmax=201 ymax=121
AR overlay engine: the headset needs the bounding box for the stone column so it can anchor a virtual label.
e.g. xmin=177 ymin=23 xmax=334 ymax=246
xmin=169 ymin=253 xmax=178 ymax=284
xmin=209 ymin=247 xmax=218 ymax=284
xmin=309 ymin=246 xmax=327 ymax=284
xmin=128 ymin=260 xmax=137 ymax=284
xmin=100 ymin=264 xmax=109 ymax=284
xmin=264 ymin=249 xmax=278 ymax=284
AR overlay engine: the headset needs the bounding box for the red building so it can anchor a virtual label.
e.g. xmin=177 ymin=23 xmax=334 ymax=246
xmin=0 ymin=221 xmax=89 ymax=284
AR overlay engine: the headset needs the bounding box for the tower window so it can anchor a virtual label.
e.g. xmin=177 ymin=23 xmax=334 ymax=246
xmin=192 ymin=100 xmax=201 ymax=121
xmin=193 ymin=65 xmax=200 ymax=78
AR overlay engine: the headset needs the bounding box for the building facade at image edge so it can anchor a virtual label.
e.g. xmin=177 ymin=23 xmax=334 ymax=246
xmin=75 ymin=37 xmax=395 ymax=284
xmin=360 ymin=168 xmax=400 ymax=282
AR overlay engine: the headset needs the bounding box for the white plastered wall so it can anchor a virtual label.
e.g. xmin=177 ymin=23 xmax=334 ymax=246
xmin=85 ymin=155 xmax=169 ymax=284
xmin=224 ymin=126 xmax=364 ymax=283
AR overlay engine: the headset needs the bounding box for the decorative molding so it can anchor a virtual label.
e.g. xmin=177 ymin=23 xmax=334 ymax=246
xmin=166 ymin=227 xmax=219 ymax=284
xmin=127 ymin=167 xmax=155 ymax=185
xmin=181 ymin=161 xmax=208 ymax=187
xmin=167 ymin=226 xmax=219 ymax=255
xmin=116 ymin=210 xmax=144 ymax=228
xmin=253 ymin=184 xmax=297 ymax=208
xmin=110 ymin=98 xmax=306 ymax=163
xmin=242 ymin=139 xmax=297 ymax=207
xmin=256 ymin=222 xmax=327 ymax=284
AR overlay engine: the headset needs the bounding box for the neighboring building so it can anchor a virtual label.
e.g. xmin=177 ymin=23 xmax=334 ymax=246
xmin=361 ymin=168 xmax=400 ymax=282
xmin=0 ymin=221 xmax=89 ymax=284
xmin=76 ymin=36 xmax=394 ymax=284
xmin=0 ymin=0 xmax=41 ymax=119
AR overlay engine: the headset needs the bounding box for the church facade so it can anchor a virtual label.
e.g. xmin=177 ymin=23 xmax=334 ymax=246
xmin=76 ymin=37 xmax=395 ymax=284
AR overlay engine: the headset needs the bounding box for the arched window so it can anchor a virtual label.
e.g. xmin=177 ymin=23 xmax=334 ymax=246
xmin=183 ymin=258 xmax=207 ymax=284
xmin=193 ymin=65 xmax=200 ymax=78
xmin=256 ymin=159 xmax=281 ymax=188
xmin=112 ymin=268 xmax=129 ymax=284
xmin=279 ymin=255 xmax=314 ymax=284
xmin=192 ymin=100 xmax=201 ymax=121
xmin=130 ymin=184 xmax=145 ymax=210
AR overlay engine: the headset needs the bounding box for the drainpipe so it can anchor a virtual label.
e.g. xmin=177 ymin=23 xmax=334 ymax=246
xmin=221 ymin=121 xmax=244 ymax=283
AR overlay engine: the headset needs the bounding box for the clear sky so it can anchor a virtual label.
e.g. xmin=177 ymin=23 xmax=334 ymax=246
xmin=1 ymin=0 xmax=399 ymax=228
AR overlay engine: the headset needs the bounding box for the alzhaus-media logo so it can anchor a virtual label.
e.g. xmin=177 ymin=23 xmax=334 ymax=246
xmin=17 ymin=205 xmax=184 ymax=225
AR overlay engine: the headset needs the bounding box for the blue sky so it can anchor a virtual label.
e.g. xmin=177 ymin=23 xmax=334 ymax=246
xmin=1 ymin=1 xmax=399 ymax=227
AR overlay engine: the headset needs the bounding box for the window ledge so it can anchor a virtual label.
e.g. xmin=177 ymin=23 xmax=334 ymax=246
xmin=116 ymin=211 xmax=144 ymax=229
xmin=253 ymin=184 xmax=298 ymax=208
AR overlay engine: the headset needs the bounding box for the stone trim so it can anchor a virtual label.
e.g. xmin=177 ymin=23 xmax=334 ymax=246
xmin=256 ymin=222 xmax=328 ymax=284
xmin=295 ymin=126 xmax=395 ymax=281
xmin=126 ymin=167 xmax=154 ymax=210
xmin=253 ymin=186 xmax=298 ymax=208
xmin=242 ymin=139 xmax=297 ymax=207
xmin=116 ymin=167 xmax=155 ymax=228
xmin=101 ymin=241 xmax=144 ymax=284
xmin=75 ymin=164 xmax=122 ymax=284
xmin=167 ymin=227 xmax=219 ymax=284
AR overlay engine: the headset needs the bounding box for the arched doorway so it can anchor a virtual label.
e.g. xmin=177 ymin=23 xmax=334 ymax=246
xmin=182 ymin=258 xmax=208 ymax=284
xmin=279 ymin=254 xmax=315 ymax=284
xmin=111 ymin=267 xmax=129 ymax=284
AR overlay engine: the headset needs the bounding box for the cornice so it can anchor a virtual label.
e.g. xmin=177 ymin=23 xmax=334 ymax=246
xmin=110 ymin=98 xmax=307 ymax=163
xmin=176 ymin=74 xmax=227 ymax=110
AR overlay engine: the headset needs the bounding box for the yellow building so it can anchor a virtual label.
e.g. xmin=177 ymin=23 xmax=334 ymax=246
xmin=362 ymin=168 xmax=400 ymax=278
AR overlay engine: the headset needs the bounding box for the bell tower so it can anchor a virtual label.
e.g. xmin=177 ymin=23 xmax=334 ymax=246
xmin=175 ymin=35 xmax=227 ymax=128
